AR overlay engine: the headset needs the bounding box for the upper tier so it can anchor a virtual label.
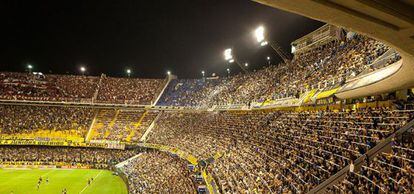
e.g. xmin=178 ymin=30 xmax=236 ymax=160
xmin=0 ymin=34 xmax=401 ymax=106
xmin=157 ymin=35 xmax=399 ymax=107
xmin=0 ymin=73 xmax=166 ymax=105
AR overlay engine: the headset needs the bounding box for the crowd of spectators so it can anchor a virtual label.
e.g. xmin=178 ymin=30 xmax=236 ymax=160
xmin=146 ymin=107 xmax=413 ymax=193
xmin=0 ymin=72 xmax=99 ymax=102
xmin=90 ymin=109 xmax=158 ymax=142
xmin=96 ymin=76 xmax=165 ymax=104
xmin=158 ymin=35 xmax=396 ymax=107
xmin=0 ymin=105 xmax=94 ymax=140
xmin=0 ymin=145 xmax=139 ymax=168
xmin=121 ymin=150 xmax=196 ymax=193
xmin=0 ymin=34 xmax=399 ymax=107
xmin=0 ymin=73 xmax=166 ymax=104
xmin=329 ymin=130 xmax=414 ymax=193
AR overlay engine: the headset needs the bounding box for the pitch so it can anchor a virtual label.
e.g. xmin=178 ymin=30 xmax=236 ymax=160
xmin=0 ymin=168 xmax=128 ymax=194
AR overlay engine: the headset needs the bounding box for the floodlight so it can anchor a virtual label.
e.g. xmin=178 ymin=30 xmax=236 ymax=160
xmin=255 ymin=26 xmax=265 ymax=43
xmin=260 ymin=41 xmax=268 ymax=46
xmin=267 ymin=56 xmax=270 ymax=60
xmin=245 ymin=63 xmax=248 ymax=67
xmin=167 ymin=71 xmax=171 ymax=75
xmin=224 ymin=48 xmax=233 ymax=61
xmin=27 ymin=64 xmax=33 ymax=69
xmin=80 ymin=66 xmax=86 ymax=72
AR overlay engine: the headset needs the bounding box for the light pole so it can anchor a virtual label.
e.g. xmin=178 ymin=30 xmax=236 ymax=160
xmin=126 ymin=69 xmax=132 ymax=77
xmin=80 ymin=66 xmax=86 ymax=75
xmin=254 ymin=26 xmax=290 ymax=63
xmin=223 ymin=48 xmax=247 ymax=73
xmin=27 ymin=64 xmax=33 ymax=73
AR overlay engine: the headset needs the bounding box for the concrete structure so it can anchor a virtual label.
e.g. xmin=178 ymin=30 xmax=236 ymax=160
xmin=255 ymin=0 xmax=414 ymax=99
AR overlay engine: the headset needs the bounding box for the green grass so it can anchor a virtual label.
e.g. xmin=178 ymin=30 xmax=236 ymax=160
xmin=0 ymin=168 xmax=128 ymax=194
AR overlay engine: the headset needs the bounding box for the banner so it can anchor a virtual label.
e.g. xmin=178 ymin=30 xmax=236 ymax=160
xmin=0 ymin=139 xmax=125 ymax=150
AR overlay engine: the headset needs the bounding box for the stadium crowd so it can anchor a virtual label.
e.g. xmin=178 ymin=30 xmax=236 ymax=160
xmin=329 ymin=130 xmax=414 ymax=193
xmin=0 ymin=73 xmax=165 ymax=104
xmin=147 ymin=107 xmax=413 ymax=193
xmin=121 ymin=150 xmax=196 ymax=194
xmin=157 ymin=35 xmax=395 ymax=107
xmin=90 ymin=109 xmax=158 ymax=142
xmin=96 ymin=76 xmax=165 ymax=104
xmin=0 ymin=105 xmax=94 ymax=140
xmin=0 ymin=33 xmax=401 ymax=109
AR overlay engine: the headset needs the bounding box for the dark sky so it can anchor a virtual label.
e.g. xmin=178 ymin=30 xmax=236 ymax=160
xmin=0 ymin=0 xmax=324 ymax=78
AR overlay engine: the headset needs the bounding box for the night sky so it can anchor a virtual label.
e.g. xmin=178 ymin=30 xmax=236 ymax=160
xmin=0 ymin=0 xmax=324 ymax=78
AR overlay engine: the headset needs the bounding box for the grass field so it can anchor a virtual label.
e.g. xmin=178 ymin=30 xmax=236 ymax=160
xmin=0 ymin=168 xmax=128 ymax=194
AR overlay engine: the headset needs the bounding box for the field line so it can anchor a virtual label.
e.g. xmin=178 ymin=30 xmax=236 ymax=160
xmin=79 ymin=170 xmax=103 ymax=194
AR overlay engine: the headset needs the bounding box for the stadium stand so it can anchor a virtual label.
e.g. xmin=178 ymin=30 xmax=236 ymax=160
xmin=89 ymin=109 xmax=159 ymax=142
xmin=0 ymin=30 xmax=412 ymax=193
xmin=0 ymin=72 xmax=99 ymax=102
xmin=0 ymin=73 xmax=165 ymax=104
xmin=120 ymin=150 xmax=197 ymax=193
xmin=146 ymin=107 xmax=413 ymax=193
xmin=96 ymin=76 xmax=166 ymax=105
xmin=0 ymin=104 xmax=94 ymax=142
xmin=157 ymin=35 xmax=396 ymax=107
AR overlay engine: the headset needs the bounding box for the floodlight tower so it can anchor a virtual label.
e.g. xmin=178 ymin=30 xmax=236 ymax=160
xmin=254 ymin=26 xmax=290 ymax=63
xmin=80 ymin=66 xmax=86 ymax=75
xmin=126 ymin=69 xmax=132 ymax=77
xmin=223 ymin=48 xmax=247 ymax=73
xmin=27 ymin=64 xmax=33 ymax=73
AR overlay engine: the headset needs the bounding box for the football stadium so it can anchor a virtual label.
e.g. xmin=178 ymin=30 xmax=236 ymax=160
xmin=0 ymin=0 xmax=414 ymax=194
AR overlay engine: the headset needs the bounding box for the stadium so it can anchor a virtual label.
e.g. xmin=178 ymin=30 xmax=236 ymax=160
xmin=0 ymin=0 xmax=414 ymax=194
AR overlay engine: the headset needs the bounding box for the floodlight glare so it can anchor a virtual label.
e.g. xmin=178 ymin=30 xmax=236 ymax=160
xmin=245 ymin=63 xmax=248 ymax=67
xmin=229 ymin=59 xmax=235 ymax=63
xmin=260 ymin=41 xmax=268 ymax=46
xmin=27 ymin=64 xmax=33 ymax=69
xmin=267 ymin=56 xmax=270 ymax=60
xmin=167 ymin=71 xmax=171 ymax=75
xmin=80 ymin=66 xmax=86 ymax=72
xmin=224 ymin=48 xmax=233 ymax=61
xmin=255 ymin=26 xmax=265 ymax=43
xmin=126 ymin=69 xmax=131 ymax=74
xmin=201 ymin=70 xmax=205 ymax=74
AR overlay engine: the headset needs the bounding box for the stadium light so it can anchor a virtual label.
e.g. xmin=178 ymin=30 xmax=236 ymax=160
xmin=167 ymin=71 xmax=171 ymax=75
xmin=201 ymin=70 xmax=205 ymax=77
xmin=126 ymin=69 xmax=132 ymax=77
xmin=80 ymin=66 xmax=86 ymax=75
xmin=254 ymin=26 xmax=267 ymax=46
xmin=267 ymin=56 xmax=270 ymax=60
xmin=223 ymin=48 xmax=247 ymax=73
xmin=226 ymin=68 xmax=230 ymax=74
xmin=254 ymin=25 xmax=289 ymax=63
xmin=27 ymin=64 xmax=33 ymax=73
xmin=224 ymin=48 xmax=233 ymax=62
xmin=244 ymin=63 xmax=248 ymax=67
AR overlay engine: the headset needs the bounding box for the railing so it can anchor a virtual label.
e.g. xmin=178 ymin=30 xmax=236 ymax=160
xmin=308 ymin=117 xmax=414 ymax=193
